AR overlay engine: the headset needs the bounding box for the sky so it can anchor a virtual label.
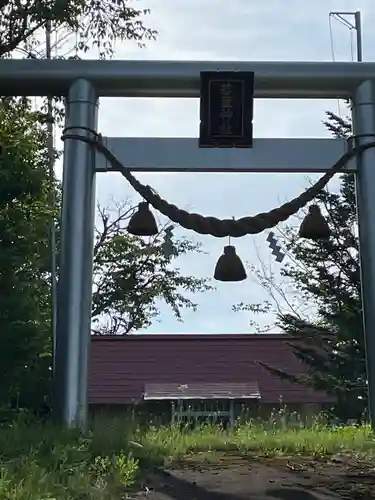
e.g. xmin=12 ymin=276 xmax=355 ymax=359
xmin=57 ymin=0 xmax=375 ymax=334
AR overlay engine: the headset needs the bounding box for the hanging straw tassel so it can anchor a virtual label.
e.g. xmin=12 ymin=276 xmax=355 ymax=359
xmin=127 ymin=202 xmax=159 ymax=236
xmin=299 ymin=204 xmax=330 ymax=240
xmin=214 ymin=245 xmax=247 ymax=282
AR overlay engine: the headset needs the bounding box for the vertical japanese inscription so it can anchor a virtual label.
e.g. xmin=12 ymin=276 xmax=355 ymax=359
xmin=199 ymin=71 xmax=254 ymax=148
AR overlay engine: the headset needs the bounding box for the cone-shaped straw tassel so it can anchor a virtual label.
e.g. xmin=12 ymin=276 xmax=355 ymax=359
xmin=299 ymin=204 xmax=330 ymax=241
xmin=127 ymin=202 xmax=159 ymax=236
xmin=214 ymin=245 xmax=247 ymax=282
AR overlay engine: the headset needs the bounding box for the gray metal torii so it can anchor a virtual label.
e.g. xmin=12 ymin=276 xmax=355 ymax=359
xmin=1 ymin=59 xmax=374 ymax=429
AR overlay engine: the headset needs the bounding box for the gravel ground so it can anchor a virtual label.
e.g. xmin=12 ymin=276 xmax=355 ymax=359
xmin=130 ymin=454 xmax=375 ymax=500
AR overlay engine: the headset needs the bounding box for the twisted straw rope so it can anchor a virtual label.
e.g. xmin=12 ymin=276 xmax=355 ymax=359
xmin=62 ymin=130 xmax=374 ymax=238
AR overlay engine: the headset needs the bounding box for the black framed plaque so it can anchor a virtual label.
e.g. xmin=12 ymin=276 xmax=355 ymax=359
xmin=199 ymin=71 xmax=254 ymax=148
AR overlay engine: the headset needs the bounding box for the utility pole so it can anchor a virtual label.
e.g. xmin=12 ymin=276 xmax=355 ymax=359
xmin=45 ymin=21 xmax=58 ymax=371
xmin=355 ymin=11 xmax=363 ymax=62
xmin=329 ymin=10 xmax=363 ymax=62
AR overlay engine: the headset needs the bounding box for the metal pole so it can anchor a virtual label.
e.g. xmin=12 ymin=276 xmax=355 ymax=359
xmin=355 ymin=11 xmax=363 ymax=62
xmin=45 ymin=21 xmax=58 ymax=374
xmin=352 ymin=80 xmax=375 ymax=430
xmin=53 ymin=78 xmax=98 ymax=429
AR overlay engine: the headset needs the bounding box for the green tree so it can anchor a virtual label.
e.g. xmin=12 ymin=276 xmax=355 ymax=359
xmin=92 ymin=203 xmax=213 ymax=335
xmin=0 ymin=0 xmax=157 ymax=415
xmin=0 ymin=0 xmax=157 ymax=58
xmin=235 ymin=110 xmax=366 ymax=422
xmin=0 ymin=0 xmax=152 ymax=413
xmin=0 ymin=97 xmax=55 ymax=411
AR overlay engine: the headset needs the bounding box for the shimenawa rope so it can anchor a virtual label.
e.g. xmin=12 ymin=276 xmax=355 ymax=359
xmin=61 ymin=129 xmax=374 ymax=238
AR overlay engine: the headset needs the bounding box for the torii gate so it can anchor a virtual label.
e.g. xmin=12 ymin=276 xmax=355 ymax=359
xmin=1 ymin=59 xmax=375 ymax=429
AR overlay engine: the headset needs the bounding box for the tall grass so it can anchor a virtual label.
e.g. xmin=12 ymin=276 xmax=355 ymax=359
xmin=0 ymin=411 xmax=374 ymax=499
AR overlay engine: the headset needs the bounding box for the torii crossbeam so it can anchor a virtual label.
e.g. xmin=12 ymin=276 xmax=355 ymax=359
xmin=1 ymin=58 xmax=374 ymax=429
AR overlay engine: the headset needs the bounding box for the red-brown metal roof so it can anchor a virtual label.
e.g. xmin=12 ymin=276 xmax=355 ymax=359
xmin=88 ymin=334 xmax=332 ymax=405
xmin=144 ymin=382 xmax=261 ymax=400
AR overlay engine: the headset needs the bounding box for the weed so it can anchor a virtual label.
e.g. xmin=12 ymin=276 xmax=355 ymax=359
xmin=0 ymin=412 xmax=374 ymax=499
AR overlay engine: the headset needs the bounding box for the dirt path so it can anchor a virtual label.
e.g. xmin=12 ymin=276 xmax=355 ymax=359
xmin=131 ymin=454 xmax=375 ymax=500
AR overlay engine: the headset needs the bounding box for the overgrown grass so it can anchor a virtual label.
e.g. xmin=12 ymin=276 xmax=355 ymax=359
xmin=0 ymin=412 xmax=374 ymax=499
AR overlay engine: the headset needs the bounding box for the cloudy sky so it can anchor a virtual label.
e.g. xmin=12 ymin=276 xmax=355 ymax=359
xmin=62 ymin=1 xmax=375 ymax=334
